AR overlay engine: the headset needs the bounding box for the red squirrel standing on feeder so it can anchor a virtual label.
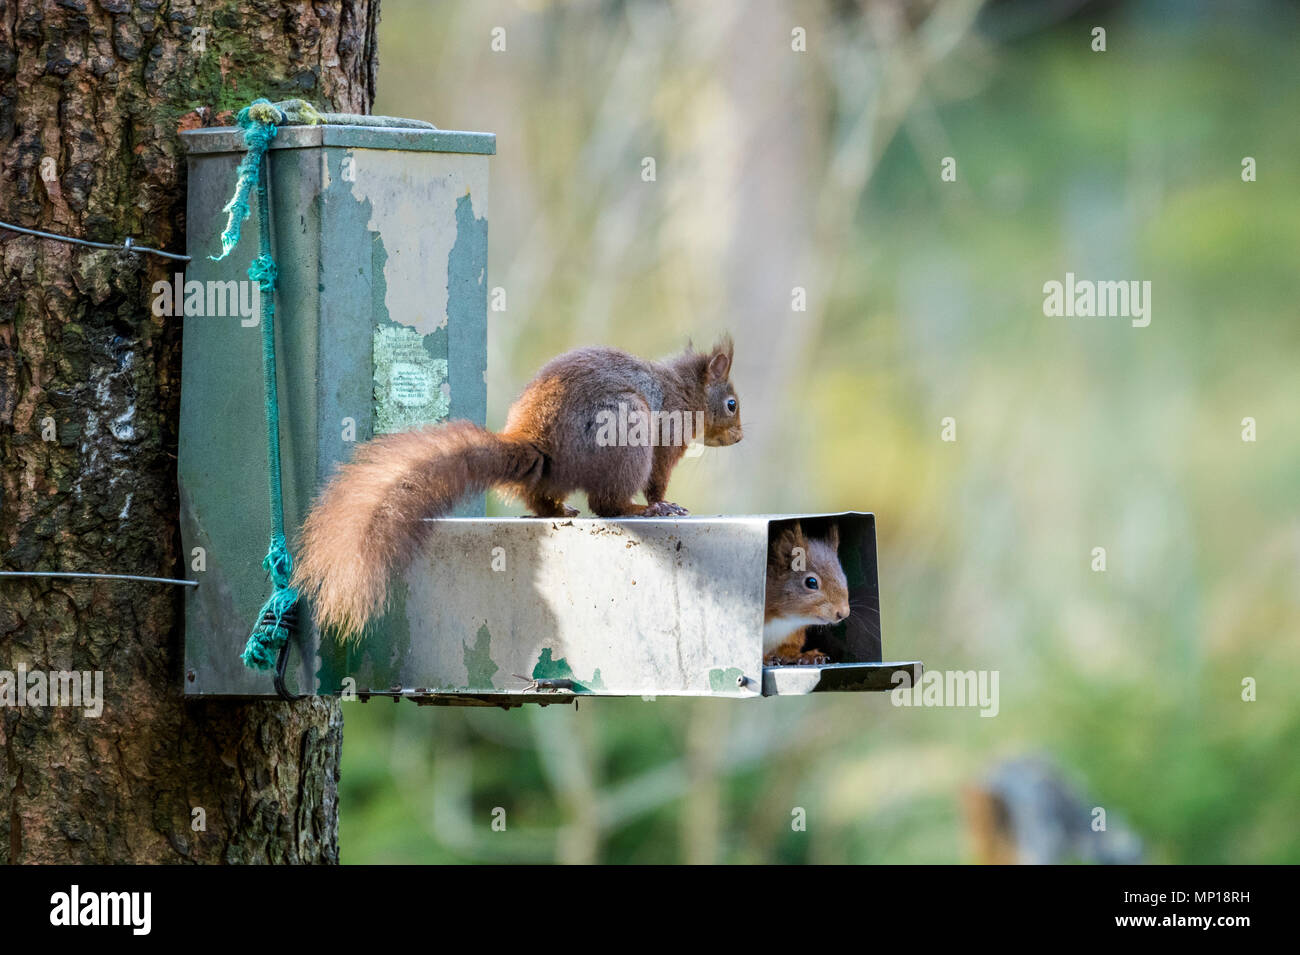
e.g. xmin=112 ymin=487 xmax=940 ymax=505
xmin=763 ymin=522 xmax=850 ymax=665
xmin=294 ymin=335 xmax=743 ymax=638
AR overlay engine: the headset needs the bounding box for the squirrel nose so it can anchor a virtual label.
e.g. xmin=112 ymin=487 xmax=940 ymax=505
xmin=835 ymin=606 xmax=849 ymax=621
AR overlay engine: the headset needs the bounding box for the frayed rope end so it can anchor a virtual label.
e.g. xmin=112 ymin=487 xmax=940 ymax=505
xmin=210 ymin=99 xmax=282 ymax=263
xmin=241 ymin=538 xmax=300 ymax=671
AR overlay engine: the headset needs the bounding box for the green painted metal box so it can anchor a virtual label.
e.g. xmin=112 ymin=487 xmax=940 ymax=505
xmin=179 ymin=124 xmax=494 ymax=697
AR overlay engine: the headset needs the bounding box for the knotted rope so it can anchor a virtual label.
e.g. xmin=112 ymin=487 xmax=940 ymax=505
xmin=210 ymin=98 xmax=305 ymax=671
xmin=210 ymin=99 xmax=436 ymax=672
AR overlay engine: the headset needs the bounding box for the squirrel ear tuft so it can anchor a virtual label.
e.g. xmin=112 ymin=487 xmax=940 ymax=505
xmin=773 ymin=523 xmax=802 ymax=561
xmin=707 ymin=353 xmax=729 ymax=382
xmin=706 ymin=334 xmax=733 ymax=382
xmin=824 ymin=523 xmax=840 ymax=551
xmin=776 ymin=521 xmax=806 ymax=555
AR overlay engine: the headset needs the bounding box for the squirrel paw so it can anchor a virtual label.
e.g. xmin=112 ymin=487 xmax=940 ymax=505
xmin=640 ymin=501 xmax=689 ymax=517
xmin=796 ymin=649 xmax=831 ymax=665
xmin=764 ymin=650 xmax=831 ymax=666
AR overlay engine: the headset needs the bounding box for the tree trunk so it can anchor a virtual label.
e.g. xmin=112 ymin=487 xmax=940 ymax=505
xmin=0 ymin=0 xmax=379 ymax=864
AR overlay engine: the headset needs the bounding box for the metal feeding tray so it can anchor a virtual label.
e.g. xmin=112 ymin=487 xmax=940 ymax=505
xmin=299 ymin=511 xmax=920 ymax=705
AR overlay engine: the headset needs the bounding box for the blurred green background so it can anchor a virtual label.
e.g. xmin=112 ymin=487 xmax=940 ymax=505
xmin=339 ymin=0 xmax=1300 ymax=863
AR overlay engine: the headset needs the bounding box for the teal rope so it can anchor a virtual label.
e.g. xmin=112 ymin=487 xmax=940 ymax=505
xmin=211 ymin=98 xmax=301 ymax=671
xmin=211 ymin=100 xmax=434 ymax=263
xmin=241 ymin=182 xmax=297 ymax=670
xmin=213 ymin=98 xmax=437 ymax=671
xmin=211 ymin=100 xmax=285 ymax=262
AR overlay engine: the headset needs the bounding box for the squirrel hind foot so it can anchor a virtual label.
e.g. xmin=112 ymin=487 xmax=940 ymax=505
xmin=522 ymin=492 xmax=579 ymax=518
xmin=527 ymin=503 xmax=579 ymax=518
xmin=640 ymin=501 xmax=688 ymax=517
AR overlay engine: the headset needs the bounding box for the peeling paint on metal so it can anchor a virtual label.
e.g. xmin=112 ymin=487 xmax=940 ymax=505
xmin=446 ymin=191 xmax=489 ymax=429
xmin=532 ymin=648 xmax=605 ymax=694
xmin=463 ymin=623 xmax=499 ymax=688
xmin=349 ymin=151 xmax=487 ymax=336
xmin=708 ymin=667 xmax=744 ymax=693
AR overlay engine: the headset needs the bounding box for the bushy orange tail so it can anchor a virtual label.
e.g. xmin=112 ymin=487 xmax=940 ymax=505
xmin=292 ymin=421 xmax=542 ymax=639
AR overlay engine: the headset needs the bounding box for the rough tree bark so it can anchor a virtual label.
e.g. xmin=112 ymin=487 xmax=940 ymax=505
xmin=0 ymin=0 xmax=380 ymax=864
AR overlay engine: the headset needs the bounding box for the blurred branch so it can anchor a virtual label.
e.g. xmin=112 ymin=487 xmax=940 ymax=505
xmin=528 ymin=706 xmax=604 ymax=864
xmin=681 ymin=699 xmax=729 ymax=863
xmin=388 ymin=709 xmax=556 ymax=863
xmin=594 ymin=702 xmax=831 ymax=834
xmin=753 ymin=0 xmax=988 ymax=467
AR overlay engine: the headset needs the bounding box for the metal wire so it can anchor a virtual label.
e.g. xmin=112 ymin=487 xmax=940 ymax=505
xmin=0 ymin=571 xmax=198 ymax=588
xmin=0 ymin=219 xmax=191 ymax=263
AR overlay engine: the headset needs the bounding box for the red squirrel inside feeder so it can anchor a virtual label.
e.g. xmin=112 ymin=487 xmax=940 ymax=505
xmin=763 ymin=522 xmax=850 ymax=666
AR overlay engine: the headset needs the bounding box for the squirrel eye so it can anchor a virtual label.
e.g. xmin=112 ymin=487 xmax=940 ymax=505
xmin=804 ymin=575 xmax=819 ymax=590
xmin=726 ymin=397 xmax=737 ymax=414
